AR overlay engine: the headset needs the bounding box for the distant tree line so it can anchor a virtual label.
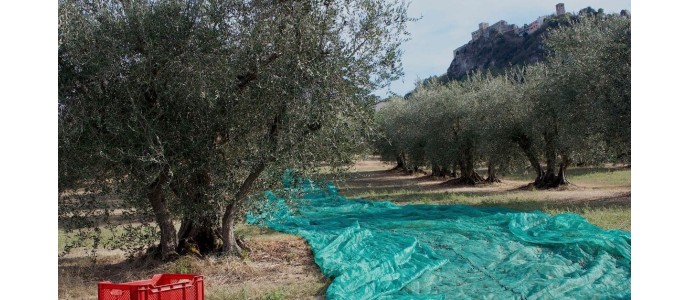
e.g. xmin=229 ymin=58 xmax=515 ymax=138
xmin=375 ymin=14 xmax=630 ymax=188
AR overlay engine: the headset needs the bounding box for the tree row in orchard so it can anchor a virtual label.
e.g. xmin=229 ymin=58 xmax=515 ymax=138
xmin=375 ymin=15 xmax=630 ymax=188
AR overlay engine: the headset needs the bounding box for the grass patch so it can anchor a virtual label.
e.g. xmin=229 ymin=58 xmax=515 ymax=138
xmin=501 ymin=167 xmax=631 ymax=187
xmin=568 ymin=169 xmax=631 ymax=187
xmin=571 ymin=206 xmax=631 ymax=231
xmin=59 ymin=222 xmax=162 ymax=257
xmin=343 ymin=166 xmax=630 ymax=231
xmin=206 ymin=280 xmax=328 ymax=300
xmin=346 ymin=188 xmax=630 ymax=231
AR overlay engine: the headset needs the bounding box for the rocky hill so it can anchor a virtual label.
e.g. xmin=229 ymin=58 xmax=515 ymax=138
xmin=402 ymin=7 xmax=628 ymax=97
xmin=446 ymin=14 xmax=577 ymax=80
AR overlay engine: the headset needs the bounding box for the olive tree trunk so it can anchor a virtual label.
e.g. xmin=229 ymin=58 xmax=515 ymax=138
xmin=556 ymin=153 xmax=571 ymax=185
xmin=513 ymin=133 xmax=544 ymax=183
xmin=431 ymin=164 xmax=452 ymax=177
xmin=170 ymin=171 xmax=221 ymax=255
xmin=221 ymin=162 xmax=266 ymax=255
xmin=445 ymin=144 xmax=483 ymax=185
xmin=533 ymin=131 xmax=571 ymax=188
xmin=220 ymin=200 xmax=243 ymax=255
xmin=485 ymin=161 xmax=501 ymax=183
xmin=147 ymin=165 xmax=178 ymax=260
xmin=395 ymin=154 xmax=406 ymax=170
xmin=537 ymin=130 xmax=559 ymax=188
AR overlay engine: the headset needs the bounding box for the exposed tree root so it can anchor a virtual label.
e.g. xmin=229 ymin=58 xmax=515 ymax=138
xmin=441 ymin=171 xmax=484 ymax=186
xmin=144 ymin=234 xmax=252 ymax=261
xmin=484 ymin=175 xmax=502 ymax=183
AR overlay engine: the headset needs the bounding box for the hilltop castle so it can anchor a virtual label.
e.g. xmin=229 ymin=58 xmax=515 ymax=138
xmin=471 ymin=3 xmax=565 ymax=41
xmin=455 ymin=3 xmax=566 ymax=57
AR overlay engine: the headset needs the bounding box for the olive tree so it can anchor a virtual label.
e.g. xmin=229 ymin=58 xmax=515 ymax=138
xmin=440 ymin=76 xmax=493 ymax=184
xmin=522 ymin=14 xmax=631 ymax=188
xmin=376 ymin=91 xmax=430 ymax=173
xmin=59 ymin=0 xmax=412 ymax=258
xmin=375 ymin=96 xmax=411 ymax=170
xmin=543 ymin=14 xmax=631 ymax=163
xmin=373 ymin=15 xmax=629 ymax=190
xmin=482 ymin=15 xmax=632 ymax=188
xmin=392 ymin=76 xmax=485 ymax=184
xmin=472 ymin=73 xmax=525 ymax=183
xmin=417 ymin=83 xmax=456 ymax=177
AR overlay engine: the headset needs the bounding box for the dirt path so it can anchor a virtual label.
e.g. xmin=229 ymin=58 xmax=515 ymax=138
xmin=337 ymin=158 xmax=630 ymax=209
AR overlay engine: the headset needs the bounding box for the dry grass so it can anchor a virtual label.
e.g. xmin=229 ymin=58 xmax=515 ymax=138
xmin=59 ymin=225 xmax=329 ymax=300
xmin=58 ymin=158 xmax=630 ymax=299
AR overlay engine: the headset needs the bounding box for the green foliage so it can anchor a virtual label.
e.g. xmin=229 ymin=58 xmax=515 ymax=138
xmin=59 ymin=0 xmax=413 ymax=254
xmin=543 ymin=14 xmax=631 ymax=160
xmin=262 ymin=290 xmax=286 ymax=300
xmin=167 ymin=256 xmax=195 ymax=274
xmin=375 ymin=14 xmax=630 ymax=182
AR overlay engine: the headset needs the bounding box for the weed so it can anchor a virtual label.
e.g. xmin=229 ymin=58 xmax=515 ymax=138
xmin=167 ymin=256 xmax=195 ymax=274
xmin=262 ymin=290 xmax=285 ymax=300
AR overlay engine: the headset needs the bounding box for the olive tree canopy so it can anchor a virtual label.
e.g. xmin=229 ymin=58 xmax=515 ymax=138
xmin=59 ymin=0 xmax=412 ymax=258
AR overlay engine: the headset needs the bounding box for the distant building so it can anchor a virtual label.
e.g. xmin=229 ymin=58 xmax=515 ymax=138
xmin=489 ymin=20 xmax=516 ymax=34
xmin=458 ymin=3 xmax=631 ymax=58
xmin=456 ymin=3 xmax=631 ymax=58
xmin=526 ymin=15 xmax=549 ymax=34
xmin=514 ymin=25 xmax=527 ymax=36
xmin=526 ymin=20 xmax=540 ymax=35
xmin=469 ymin=4 xmax=567 ymax=41
xmin=479 ymin=22 xmax=489 ymax=31
xmin=556 ymin=3 xmax=565 ymax=16
xmin=471 ymin=22 xmax=490 ymax=41
xmin=471 ymin=20 xmax=517 ymax=41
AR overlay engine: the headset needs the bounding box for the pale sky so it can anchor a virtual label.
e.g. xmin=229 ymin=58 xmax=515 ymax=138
xmin=376 ymin=0 xmax=632 ymax=97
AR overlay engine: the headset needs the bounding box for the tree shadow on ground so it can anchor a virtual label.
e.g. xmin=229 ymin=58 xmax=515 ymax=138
xmin=474 ymin=192 xmax=631 ymax=213
xmin=59 ymin=254 xmax=169 ymax=285
xmin=341 ymin=182 xmax=630 ymax=215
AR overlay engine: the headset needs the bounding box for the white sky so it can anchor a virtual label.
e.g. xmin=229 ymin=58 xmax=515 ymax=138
xmin=376 ymin=0 xmax=632 ymax=97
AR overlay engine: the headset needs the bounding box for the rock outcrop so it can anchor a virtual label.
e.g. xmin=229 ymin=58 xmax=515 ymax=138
xmin=447 ymin=28 xmax=546 ymax=80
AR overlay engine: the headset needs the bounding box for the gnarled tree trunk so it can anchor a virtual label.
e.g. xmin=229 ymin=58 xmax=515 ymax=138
xmin=485 ymin=161 xmax=501 ymax=183
xmin=513 ymin=133 xmax=544 ymax=183
xmin=533 ymin=131 xmax=570 ymax=189
xmin=446 ymin=144 xmax=483 ymax=185
xmin=173 ymin=171 xmax=221 ymax=256
xmin=537 ymin=130 xmax=558 ymax=188
xmin=220 ymin=200 xmax=243 ymax=255
xmin=148 ymin=165 xmax=178 ymax=261
xmin=556 ymin=153 xmax=571 ymax=186
xmin=431 ymin=164 xmax=452 ymax=178
xmin=221 ymin=162 xmax=266 ymax=255
xmin=441 ymin=166 xmax=452 ymax=177
xmin=431 ymin=164 xmax=441 ymax=177
xmin=394 ymin=154 xmax=406 ymax=170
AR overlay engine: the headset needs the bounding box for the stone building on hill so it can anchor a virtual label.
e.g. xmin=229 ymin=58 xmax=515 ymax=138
xmin=468 ymin=3 xmax=566 ymax=43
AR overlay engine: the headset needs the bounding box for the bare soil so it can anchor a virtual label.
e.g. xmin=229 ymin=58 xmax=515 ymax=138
xmin=59 ymin=232 xmax=329 ymax=299
xmin=58 ymin=158 xmax=630 ymax=299
xmin=336 ymin=158 xmax=630 ymax=209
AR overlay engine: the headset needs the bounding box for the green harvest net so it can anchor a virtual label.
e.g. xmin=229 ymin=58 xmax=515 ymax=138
xmin=247 ymin=176 xmax=631 ymax=300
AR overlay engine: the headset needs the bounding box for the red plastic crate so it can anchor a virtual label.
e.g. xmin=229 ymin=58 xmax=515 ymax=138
xmin=98 ymin=274 xmax=204 ymax=300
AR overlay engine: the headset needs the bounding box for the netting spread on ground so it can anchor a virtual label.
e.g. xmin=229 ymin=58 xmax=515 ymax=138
xmin=247 ymin=178 xmax=631 ymax=300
